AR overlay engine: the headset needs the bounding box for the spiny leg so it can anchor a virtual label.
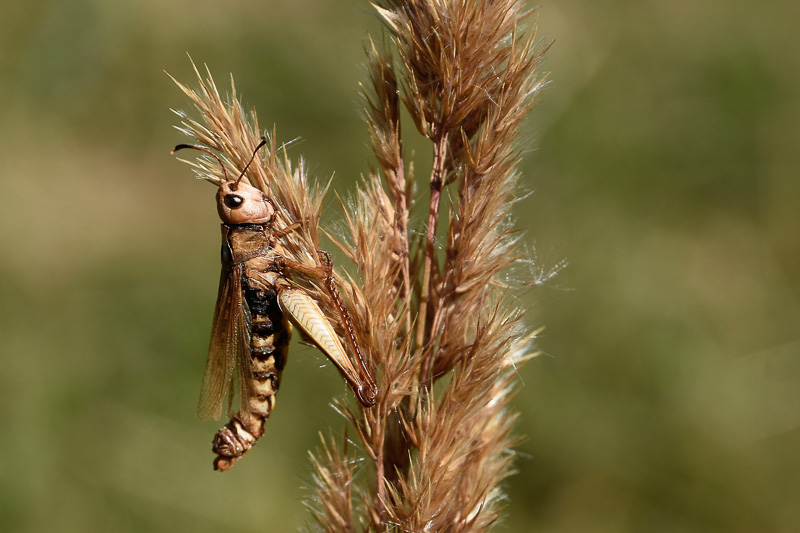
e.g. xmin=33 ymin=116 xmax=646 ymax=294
xmin=279 ymin=252 xmax=378 ymax=406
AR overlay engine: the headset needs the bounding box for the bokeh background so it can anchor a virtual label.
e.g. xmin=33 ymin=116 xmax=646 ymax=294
xmin=1 ymin=1 xmax=799 ymax=531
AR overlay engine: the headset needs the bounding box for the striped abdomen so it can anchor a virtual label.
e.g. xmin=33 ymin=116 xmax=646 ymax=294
xmin=212 ymin=283 xmax=291 ymax=471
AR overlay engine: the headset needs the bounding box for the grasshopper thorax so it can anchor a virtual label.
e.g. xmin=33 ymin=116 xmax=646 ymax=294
xmin=216 ymin=180 xmax=275 ymax=225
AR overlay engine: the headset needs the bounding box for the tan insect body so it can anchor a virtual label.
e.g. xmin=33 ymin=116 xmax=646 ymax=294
xmin=173 ymin=141 xmax=378 ymax=471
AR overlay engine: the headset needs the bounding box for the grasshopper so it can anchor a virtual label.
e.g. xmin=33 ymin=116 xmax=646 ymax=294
xmin=172 ymin=139 xmax=378 ymax=471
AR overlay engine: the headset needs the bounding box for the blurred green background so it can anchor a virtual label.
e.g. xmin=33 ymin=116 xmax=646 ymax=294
xmin=1 ymin=1 xmax=799 ymax=531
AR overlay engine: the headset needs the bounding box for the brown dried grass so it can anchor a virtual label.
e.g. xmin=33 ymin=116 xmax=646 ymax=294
xmin=173 ymin=1 xmax=549 ymax=531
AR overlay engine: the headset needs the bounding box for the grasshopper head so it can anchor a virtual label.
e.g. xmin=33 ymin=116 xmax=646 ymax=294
xmin=172 ymin=137 xmax=273 ymax=225
xmin=216 ymin=180 xmax=275 ymax=225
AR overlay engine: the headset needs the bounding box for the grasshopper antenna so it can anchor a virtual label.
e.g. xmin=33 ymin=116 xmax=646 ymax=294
xmin=236 ymin=136 xmax=268 ymax=185
xmin=171 ymin=144 xmax=230 ymax=182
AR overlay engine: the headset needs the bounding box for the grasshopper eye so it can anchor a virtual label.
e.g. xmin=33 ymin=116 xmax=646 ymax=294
xmin=224 ymin=194 xmax=244 ymax=209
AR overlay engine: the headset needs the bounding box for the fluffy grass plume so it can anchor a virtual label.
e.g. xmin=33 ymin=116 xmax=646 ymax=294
xmin=173 ymin=1 xmax=549 ymax=530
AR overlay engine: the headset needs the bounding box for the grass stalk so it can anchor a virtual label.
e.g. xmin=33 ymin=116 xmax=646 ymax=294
xmin=173 ymin=1 xmax=549 ymax=530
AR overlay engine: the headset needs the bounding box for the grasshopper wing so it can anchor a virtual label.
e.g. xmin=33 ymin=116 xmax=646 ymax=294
xmin=197 ymin=263 xmax=252 ymax=420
